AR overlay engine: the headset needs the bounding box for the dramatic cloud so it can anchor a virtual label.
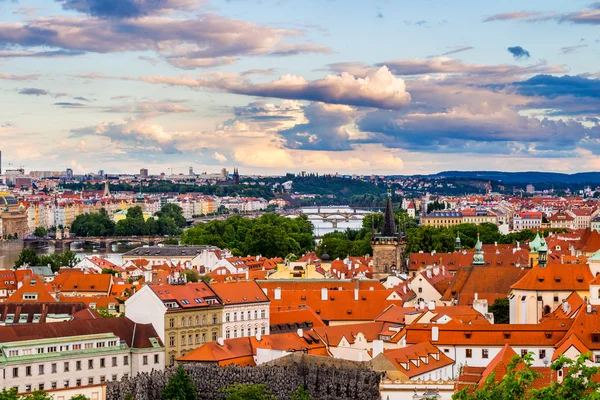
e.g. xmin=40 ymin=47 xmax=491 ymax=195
xmin=0 ymin=14 xmax=331 ymax=69
xmin=85 ymin=66 xmax=412 ymax=110
xmin=18 ymin=88 xmax=49 ymax=96
xmin=57 ymin=0 xmax=200 ymax=18
xmin=213 ymin=152 xmax=227 ymax=162
xmin=104 ymin=100 xmax=194 ymax=114
xmin=507 ymin=46 xmax=530 ymax=60
xmin=512 ymin=75 xmax=600 ymax=99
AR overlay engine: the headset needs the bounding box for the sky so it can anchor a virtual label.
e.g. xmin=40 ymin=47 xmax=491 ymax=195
xmin=1 ymin=0 xmax=600 ymax=176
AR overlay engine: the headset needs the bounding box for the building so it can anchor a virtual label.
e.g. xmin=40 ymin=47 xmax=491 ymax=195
xmin=421 ymin=211 xmax=463 ymax=228
xmin=0 ymin=317 xmax=164 ymax=394
xmin=139 ymin=168 xmax=149 ymax=179
xmin=526 ymin=184 xmax=535 ymax=194
xmin=0 ymin=195 xmax=28 ymax=238
xmin=125 ymin=282 xmax=223 ymax=366
xmin=548 ymin=212 xmax=575 ymax=230
xmin=122 ymin=245 xmax=220 ymax=268
xmin=371 ymin=195 xmax=406 ymax=277
xmin=210 ymin=281 xmax=270 ymax=339
xmin=513 ymin=212 xmax=543 ymax=232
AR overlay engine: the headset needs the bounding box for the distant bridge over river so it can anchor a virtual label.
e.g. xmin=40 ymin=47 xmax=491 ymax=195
xmin=23 ymin=236 xmax=173 ymax=250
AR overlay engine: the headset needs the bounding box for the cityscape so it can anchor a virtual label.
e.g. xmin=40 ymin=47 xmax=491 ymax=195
xmin=2 ymin=0 xmax=600 ymax=399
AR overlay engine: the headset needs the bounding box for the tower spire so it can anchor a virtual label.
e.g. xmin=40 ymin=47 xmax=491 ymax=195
xmin=382 ymin=190 xmax=396 ymax=237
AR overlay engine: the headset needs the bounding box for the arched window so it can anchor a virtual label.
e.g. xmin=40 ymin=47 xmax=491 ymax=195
xmin=181 ymin=317 xmax=185 ymax=327
xmin=195 ymin=316 xmax=199 ymax=326
xmin=188 ymin=317 xmax=192 ymax=327
xmin=202 ymin=315 xmax=206 ymax=325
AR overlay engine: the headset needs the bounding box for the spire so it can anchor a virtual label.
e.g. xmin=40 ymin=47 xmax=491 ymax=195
xmin=473 ymin=233 xmax=484 ymax=265
xmin=103 ymin=181 xmax=110 ymax=198
xmin=455 ymin=232 xmax=461 ymax=252
xmin=382 ymin=191 xmax=396 ymax=237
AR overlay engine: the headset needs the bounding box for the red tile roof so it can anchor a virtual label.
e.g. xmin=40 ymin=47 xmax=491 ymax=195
xmin=149 ymin=282 xmax=221 ymax=309
xmin=510 ymin=263 xmax=593 ymax=291
xmin=210 ymin=281 xmax=269 ymax=305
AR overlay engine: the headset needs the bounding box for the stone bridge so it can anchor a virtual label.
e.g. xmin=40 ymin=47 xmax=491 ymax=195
xmin=23 ymin=236 xmax=174 ymax=250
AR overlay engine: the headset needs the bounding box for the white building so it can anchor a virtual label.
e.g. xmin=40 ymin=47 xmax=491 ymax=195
xmin=211 ymin=281 xmax=270 ymax=339
xmin=0 ymin=317 xmax=164 ymax=394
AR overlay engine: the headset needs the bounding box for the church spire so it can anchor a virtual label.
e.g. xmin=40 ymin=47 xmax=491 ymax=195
xmin=382 ymin=191 xmax=396 ymax=237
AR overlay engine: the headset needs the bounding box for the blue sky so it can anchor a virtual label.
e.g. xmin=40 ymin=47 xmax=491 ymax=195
xmin=1 ymin=0 xmax=600 ymax=175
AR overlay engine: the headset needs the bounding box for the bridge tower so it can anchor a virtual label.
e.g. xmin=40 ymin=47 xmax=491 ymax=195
xmin=371 ymin=193 xmax=406 ymax=279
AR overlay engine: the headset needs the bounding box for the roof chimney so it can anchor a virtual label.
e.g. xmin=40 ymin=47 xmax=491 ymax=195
xmin=354 ymin=288 xmax=359 ymax=301
xmin=297 ymin=328 xmax=303 ymax=337
xmin=321 ymin=287 xmax=328 ymax=300
xmin=256 ymin=333 xmax=262 ymax=342
xmin=217 ymin=337 xmax=224 ymax=346
xmin=432 ymin=326 xmax=439 ymax=342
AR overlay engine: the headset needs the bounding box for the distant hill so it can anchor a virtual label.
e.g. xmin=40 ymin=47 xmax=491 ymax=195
xmin=409 ymin=171 xmax=600 ymax=184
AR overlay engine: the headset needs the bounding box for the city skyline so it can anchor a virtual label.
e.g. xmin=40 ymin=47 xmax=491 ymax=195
xmin=1 ymin=0 xmax=600 ymax=175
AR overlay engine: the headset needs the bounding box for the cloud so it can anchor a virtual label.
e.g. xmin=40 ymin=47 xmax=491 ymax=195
xmin=0 ymin=73 xmax=39 ymax=80
xmin=241 ymin=68 xmax=278 ymax=77
xmin=376 ymin=57 xmax=565 ymax=78
xmin=484 ymin=5 xmax=600 ymax=25
xmin=441 ymin=46 xmax=474 ymax=56
xmin=213 ymin=151 xmax=227 ymax=162
xmin=559 ymin=44 xmax=588 ymax=54
xmin=56 ymin=0 xmax=200 ymax=18
xmin=55 ymin=102 xmax=86 ymax=108
xmin=0 ymin=14 xmax=331 ymax=69
xmin=507 ymin=46 xmax=530 ymax=60
xmin=104 ymin=100 xmax=194 ymax=114
xmin=0 ymin=49 xmax=85 ymax=58
xmin=18 ymin=88 xmax=49 ymax=96
xmin=106 ymin=67 xmax=411 ymax=110
xmin=512 ymin=74 xmax=600 ymax=99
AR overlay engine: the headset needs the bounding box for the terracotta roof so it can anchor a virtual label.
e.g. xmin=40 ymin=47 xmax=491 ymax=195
xmin=210 ymin=281 xmax=269 ymax=305
xmin=0 ymin=302 xmax=88 ymax=323
xmin=52 ymin=273 xmax=113 ymax=294
xmin=442 ymin=266 xmax=528 ymax=304
xmin=375 ymin=341 xmax=454 ymax=379
xmin=7 ymin=275 xmax=56 ymax=303
xmin=554 ymin=306 xmax=600 ymax=351
xmin=510 ymin=263 xmax=593 ymax=291
xmin=314 ymin=322 xmax=385 ymax=346
xmin=270 ymin=307 xmax=326 ymax=329
xmin=149 ymin=282 xmax=222 ymax=309
xmin=0 ymin=317 xmax=162 ymax=348
xmin=552 ymin=333 xmax=591 ymax=360
xmin=177 ymin=331 xmax=328 ymax=366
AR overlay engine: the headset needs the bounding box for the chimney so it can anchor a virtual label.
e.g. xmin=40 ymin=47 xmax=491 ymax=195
xmin=354 ymin=288 xmax=359 ymax=301
xmin=297 ymin=328 xmax=303 ymax=337
xmin=372 ymin=340 xmax=384 ymax=358
xmin=255 ymin=333 xmax=261 ymax=342
xmin=217 ymin=337 xmax=224 ymax=346
xmin=432 ymin=326 xmax=439 ymax=342
xmin=321 ymin=287 xmax=328 ymax=300
xmin=419 ymin=301 xmax=425 ymax=310
xmin=245 ymin=270 xmax=249 ymax=280
xmin=428 ymin=300 xmax=436 ymax=310
xmin=274 ymin=287 xmax=281 ymax=300
xmin=432 ymin=265 xmax=439 ymax=276
xmin=474 ymin=292 xmax=478 ymax=300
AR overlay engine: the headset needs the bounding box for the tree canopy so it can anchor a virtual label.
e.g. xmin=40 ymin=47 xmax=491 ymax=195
xmin=14 ymin=248 xmax=78 ymax=272
xmin=161 ymin=364 xmax=197 ymax=400
xmin=181 ymin=214 xmax=314 ymax=258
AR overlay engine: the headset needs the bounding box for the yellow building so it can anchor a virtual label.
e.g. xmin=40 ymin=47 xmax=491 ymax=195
xmin=421 ymin=211 xmax=463 ymax=228
xmin=113 ymin=208 xmax=155 ymax=222
xmin=267 ymin=261 xmax=328 ymax=279
xmin=125 ymin=282 xmax=223 ymax=366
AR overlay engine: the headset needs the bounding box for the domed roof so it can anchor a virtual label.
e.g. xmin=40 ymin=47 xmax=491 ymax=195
xmin=529 ymin=232 xmax=542 ymax=253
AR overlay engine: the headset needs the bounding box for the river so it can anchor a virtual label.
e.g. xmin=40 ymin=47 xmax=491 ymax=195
xmin=0 ymin=243 xmax=140 ymax=270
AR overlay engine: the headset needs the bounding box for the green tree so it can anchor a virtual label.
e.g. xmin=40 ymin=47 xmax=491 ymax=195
xmin=70 ymin=210 xmax=115 ymax=237
xmin=183 ymin=269 xmax=199 ymax=283
xmin=290 ymin=385 xmax=313 ymax=400
xmin=489 ymin=297 xmax=510 ymax=324
xmin=156 ymin=204 xmax=187 ymax=228
xmin=198 ymin=275 xmax=212 ymax=284
xmin=0 ymin=388 xmax=18 ymax=400
xmin=69 ymin=395 xmax=90 ymax=400
xmin=530 ymin=353 xmax=600 ymax=399
xmin=24 ymin=391 xmax=54 ymax=400
xmin=33 ymin=227 xmax=47 ymax=237
xmin=161 ymin=364 xmax=197 ymax=400
xmin=222 ymin=383 xmax=276 ymax=400
xmin=14 ymin=248 xmax=40 ymax=268
xmin=96 ymin=307 xmax=115 ymax=318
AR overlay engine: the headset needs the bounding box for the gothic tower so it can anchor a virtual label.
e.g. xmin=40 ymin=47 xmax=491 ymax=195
xmin=371 ymin=193 xmax=406 ymax=279
xmin=233 ymin=168 xmax=240 ymax=185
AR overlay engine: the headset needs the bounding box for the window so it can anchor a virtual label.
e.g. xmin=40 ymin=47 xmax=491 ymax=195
xmin=169 ymin=318 xmax=174 ymax=328
xmin=540 ymin=350 xmax=547 ymax=360
xmin=76 ymin=361 xmax=81 ymax=371
xmin=202 ymin=315 xmax=206 ymax=325
xmin=85 ymin=343 xmax=93 ymax=349
xmin=466 ymin=349 xmax=472 ymax=358
xmin=100 ymin=376 xmax=106 ymax=384
xmin=188 ymin=335 xmax=192 ymax=345
xmin=212 ymin=332 xmax=217 ymax=341
xmin=37 ymin=348 xmax=44 ymax=354
xmin=595 ymin=355 xmax=600 ymax=363
xmin=76 ymin=379 xmax=81 ymax=387
xmin=64 ymin=361 xmax=69 ymax=372
xmin=112 ymin=374 xmax=118 ymax=381
xmin=195 ymin=334 xmax=199 ymax=344
xmin=202 ymin=333 xmax=206 ymax=343
xmin=418 ymin=287 xmax=423 ymax=293
xmin=261 ymin=326 xmax=266 ymax=335
xmin=226 ymin=313 xmax=230 ymax=322
xmin=39 ymin=365 xmax=44 ymax=375
xmin=169 ymin=336 xmax=175 ymax=347
xmin=521 ymin=349 xmax=528 ymax=357
xmin=48 ymin=346 xmax=57 ymax=353
xmin=51 ymin=382 xmax=57 ymax=390
xmin=26 ymin=366 xmax=31 ymax=376
xmin=123 ymin=373 xmax=129 ymax=380
xmin=154 ymin=354 xmax=160 ymax=364
xmin=188 ymin=317 xmax=192 ymax=326
xmin=593 ymin=334 xmax=600 ymax=343
xmin=143 ymin=356 xmax=148 ymax=365
xmin=13 ymin=367 xmax=18 ymax=378
xmin=195 ymin=316 xmax=199 ymax=326
xmin=254 ymin=310 xmax=258 ymax=320
xmin=170 ymin=355 xmax=175 ymax=366
xmin=112 ymin=357 xmax=117 ymax=367
xmin=212 ymin=314 xmax=217 ymax=324
xmin=123 ymin=356 xmax=129 ymax=366
xmin=260 ymin=310 xmax=266 ymax=319
xmin=233 ymin=312 xmax=237 ymax=321
xmin=64 ymin=380 xmax=69 ymax=388
xmin=181 ymin=335 xmax=185 ymax=345
xmin=226 ymin=330 xmax=231 ymax=339
xmin=25 ymin=385 xmax=31 ymax=393
xmin=240 ymin=312 xmax=244 ymax=321
xmin=73 ymin=344 xmax=81 ymax=350
xmin=38 ymin=384 xmax=44 ymax=391
xmin=88 ymin=377 xmax=94 ymax=385
xmin=100 ymin=358 xmax=106 ymax=368
xmin=88 ymin=359 xmax=94 ymax=369
xmin=482 ymin=349 xmax=488 ymax=359
xmin=181 ymin=317 xmax=185 ymax=327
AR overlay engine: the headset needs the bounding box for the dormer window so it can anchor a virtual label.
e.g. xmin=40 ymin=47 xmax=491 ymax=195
xmin=592 ymin=334 xmax=600 ymax=343
xmin=465 ymin=333 xmax=472 ymax=339
xmin=504 ymin=333 xmax=511 ymax=339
